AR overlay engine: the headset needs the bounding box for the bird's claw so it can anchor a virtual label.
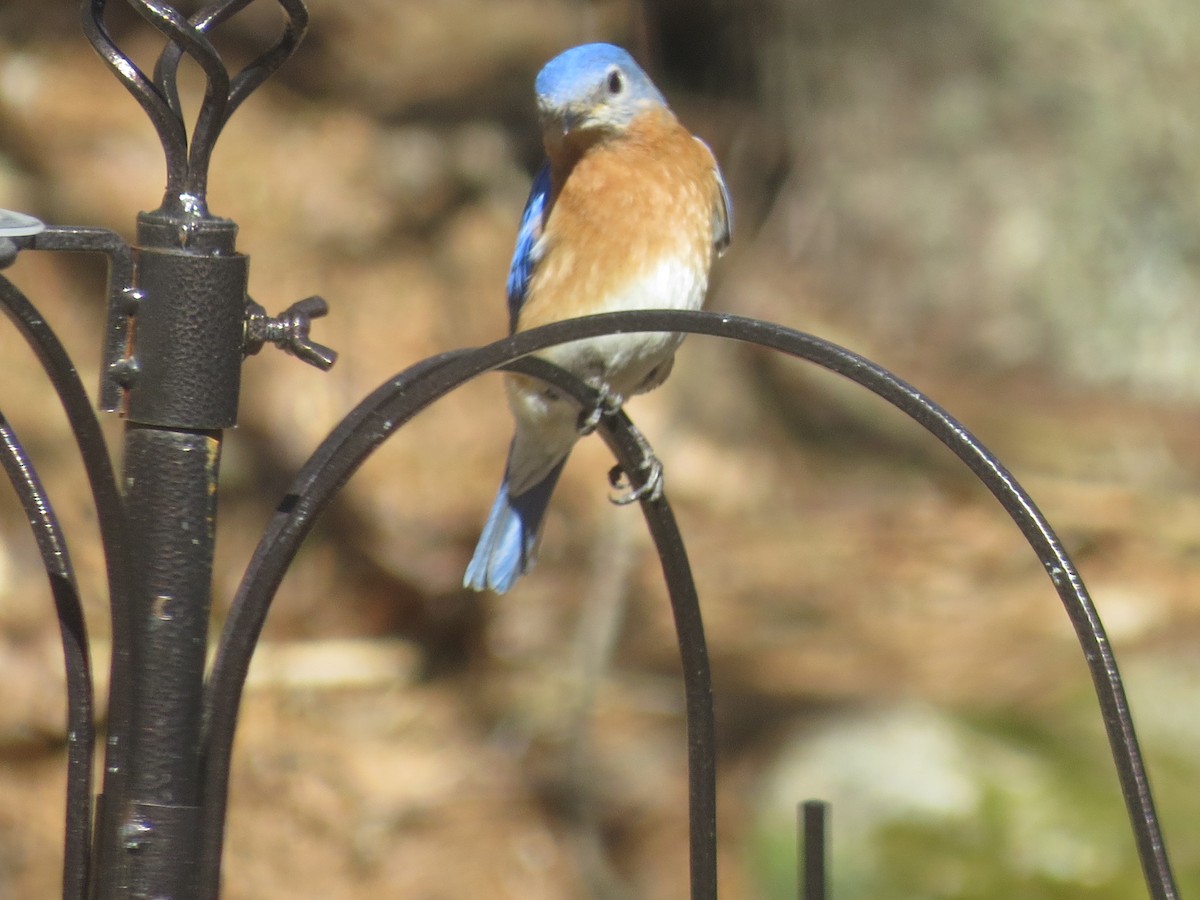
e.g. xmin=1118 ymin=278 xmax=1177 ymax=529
xmin=577 ymin=386 xmax=625 ymax=435
xmin=608 ymin=455 xmax=663 ymax=506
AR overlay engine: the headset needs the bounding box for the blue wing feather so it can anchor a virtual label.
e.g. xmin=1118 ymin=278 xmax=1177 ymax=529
xmin=506 ymin=162 xmax=552 ymax=333
xmin=693 ymin=137 xmax=732 ymax=255
xmin=464 ymin=162 xmax=559 ymax=594
xmin=713 ymin=164 xmax=733 ymax=253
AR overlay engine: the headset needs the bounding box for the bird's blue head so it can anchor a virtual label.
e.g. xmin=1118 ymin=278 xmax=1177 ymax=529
xmin=534 ymin=43 xmax=668 ymax=139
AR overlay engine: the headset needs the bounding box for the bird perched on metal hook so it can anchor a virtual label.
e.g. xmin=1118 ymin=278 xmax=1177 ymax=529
xmin=464 ymin=42 xmax=732 ymax=593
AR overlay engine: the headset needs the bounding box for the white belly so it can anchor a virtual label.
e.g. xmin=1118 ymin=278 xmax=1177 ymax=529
xmin=535 ymin=252 xmax=707 ymax=398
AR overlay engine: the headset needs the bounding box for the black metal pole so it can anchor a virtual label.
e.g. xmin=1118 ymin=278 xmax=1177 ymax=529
xmin=93 ymin=215 xmax=247 ymax=899
xmin=799 ymin=800 xmax=827 ymax=900
xmin=78 ymin=4 xmax=314 ymax=893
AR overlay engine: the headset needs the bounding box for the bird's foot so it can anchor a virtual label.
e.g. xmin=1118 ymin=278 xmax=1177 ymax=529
xmin=607 ymin=414 xmax=663 ymax=505
xmin=608 ymin=454 xmax=663 ymax=505
xmin=576 ymin=384 xmax=625 ymax=435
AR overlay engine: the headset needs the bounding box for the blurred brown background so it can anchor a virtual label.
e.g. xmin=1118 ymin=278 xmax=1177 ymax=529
xmin=1 ymin=0 xmax=1199 ymax=897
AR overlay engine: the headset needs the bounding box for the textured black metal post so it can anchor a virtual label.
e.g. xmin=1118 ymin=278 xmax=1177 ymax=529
xmin=117 ymin=429 xmax=218 ymax=894
xmin=97 ymin=215 xmax=244 ymax=898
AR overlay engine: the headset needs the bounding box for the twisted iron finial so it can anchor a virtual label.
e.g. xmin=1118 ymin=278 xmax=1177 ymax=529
xmin=81 ymin=0 xmax=308 ymax=219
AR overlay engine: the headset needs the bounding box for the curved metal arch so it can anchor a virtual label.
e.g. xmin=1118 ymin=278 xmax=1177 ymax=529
xmin=0 ymin=416 xmax=93 ymax=900
xmin=0 ymin=269 xmax=130 ymax=628
xmin=10 ymin=229 xmax=140 ymax=878
xmin=198 ymin=308 xmax=1177 ymax=900
xmin=0 ymin=270 xmax=131 ymax=900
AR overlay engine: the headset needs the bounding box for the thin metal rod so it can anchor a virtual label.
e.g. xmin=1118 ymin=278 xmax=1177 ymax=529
xmin=221 ymin=0 xmax=309 ymax=117
xmin=596 ymin=406 xmax=717 ymax=899
xmin=0 ymin=413 xmax=93 ymax=900
xmin=14 ymin=227 xmax=136 ymax=895
xmin=523 ymin=310 xmax=1178 ymax=899
xmin=800 ymin=800 xmax=828 ymax=900
xmin=0 ymin=270 xmax=132 ymax=899
xmin=152 ymin=0 xmax=252 ymax=120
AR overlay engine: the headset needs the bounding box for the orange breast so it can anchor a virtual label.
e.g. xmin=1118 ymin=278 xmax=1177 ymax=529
xmin=515 ymin=107 xmax=721 ymax=331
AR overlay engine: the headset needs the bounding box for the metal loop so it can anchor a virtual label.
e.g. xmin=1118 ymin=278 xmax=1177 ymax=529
xmin=81 ymin=0 xmax=308 ymax=214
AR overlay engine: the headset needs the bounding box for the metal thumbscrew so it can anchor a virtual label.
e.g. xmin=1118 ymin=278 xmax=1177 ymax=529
xmin=243 ymin=295 xmax=338 ymax=370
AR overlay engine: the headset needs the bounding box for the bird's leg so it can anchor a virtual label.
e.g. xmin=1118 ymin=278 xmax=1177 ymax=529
xmin=632 ymin=353 xmax=675 ymax=396
xmin=607 ymin=418 xmax=663 ymax=506
xmin=576 ymin=382 xmax=625 ymax=435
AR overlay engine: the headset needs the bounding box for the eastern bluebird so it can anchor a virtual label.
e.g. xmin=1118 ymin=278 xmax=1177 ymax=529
xmin=464 ymin=42 xmax=732 ymax=593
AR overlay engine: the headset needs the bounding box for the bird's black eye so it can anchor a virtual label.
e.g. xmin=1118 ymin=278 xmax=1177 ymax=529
xmin=606 ymin=68 xmax=624 ymax=95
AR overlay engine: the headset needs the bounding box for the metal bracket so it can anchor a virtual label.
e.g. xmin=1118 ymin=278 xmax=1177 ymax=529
xmin=125 ymin=242 xmax=250 ymax=430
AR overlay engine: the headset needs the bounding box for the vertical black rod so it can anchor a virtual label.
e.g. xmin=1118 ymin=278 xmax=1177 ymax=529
xmin=800 ymin=801 xmax=827 ymax=900
xmin=75 ymin=4 xmax=303 ymax=895
xmin=599 ymin=411 xmax=718 ymax=900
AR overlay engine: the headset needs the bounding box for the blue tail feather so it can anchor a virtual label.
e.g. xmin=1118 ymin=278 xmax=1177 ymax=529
xmin=464 ymin=457 xmax=567 ymax=593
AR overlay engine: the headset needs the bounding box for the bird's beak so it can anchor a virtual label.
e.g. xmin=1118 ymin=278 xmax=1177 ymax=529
xmin=560 ymin=107 xmax=586 ymax=134
xmin=539 ymin=98 xmax=591 ymax=137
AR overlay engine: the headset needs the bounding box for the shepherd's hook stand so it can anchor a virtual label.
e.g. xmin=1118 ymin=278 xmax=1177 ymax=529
xmin=0 ymin=2 xmax=1183 ymax=899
